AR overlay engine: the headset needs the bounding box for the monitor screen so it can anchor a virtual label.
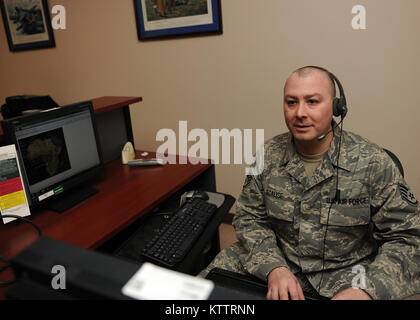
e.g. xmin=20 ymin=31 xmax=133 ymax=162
xmin=1 ymin=101 xmax=104 ymax=208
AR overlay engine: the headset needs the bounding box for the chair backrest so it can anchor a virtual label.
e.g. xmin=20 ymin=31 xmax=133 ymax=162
xmin=383 ymin=148 xmax=404 ymax=177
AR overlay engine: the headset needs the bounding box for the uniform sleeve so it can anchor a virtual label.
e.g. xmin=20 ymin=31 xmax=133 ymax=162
xmin=364 ymin=152 xmax=420 ymax=300
xmin=232 ymin=173 xmax=289 ymax=281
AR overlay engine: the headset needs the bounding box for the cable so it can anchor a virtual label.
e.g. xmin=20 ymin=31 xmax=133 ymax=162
xmin=0 ymin=215 xmax=42 ymax=286
xmin=0 ymin=253 xmax=15 ymax=286
xmin=2 ymin=215 xmax=42 ymax=237
xmin=0 ymin=253 xmax=11 ymax=273
xmin=317 ymin=120 xmax=344 ymax=294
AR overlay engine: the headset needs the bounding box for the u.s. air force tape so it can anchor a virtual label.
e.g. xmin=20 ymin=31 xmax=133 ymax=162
xmin=399 ymin=184 xmax=418 ymax=206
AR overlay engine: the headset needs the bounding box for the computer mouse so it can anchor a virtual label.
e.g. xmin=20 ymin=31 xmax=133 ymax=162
xmin=191 ymin=190 xmax=209 ymax=201
xmin=180 ymin=190 xmax=209 ymax=206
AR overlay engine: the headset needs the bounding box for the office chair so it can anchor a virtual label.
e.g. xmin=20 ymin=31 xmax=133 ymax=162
xmin=383 ymin=148 xmax=404 ymax=177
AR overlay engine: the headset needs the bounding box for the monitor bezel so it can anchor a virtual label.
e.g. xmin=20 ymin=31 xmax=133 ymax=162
xmin=1 ymin=101 xmax=104 ymax=208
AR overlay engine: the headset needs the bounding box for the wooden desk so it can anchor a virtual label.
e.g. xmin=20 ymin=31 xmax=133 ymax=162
xmin=0 ymin=151 xmax=218 ymax=298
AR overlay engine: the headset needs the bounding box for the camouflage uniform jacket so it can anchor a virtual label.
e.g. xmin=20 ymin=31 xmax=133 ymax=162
xmin=233 ymin=126 xmax=420 ymax=299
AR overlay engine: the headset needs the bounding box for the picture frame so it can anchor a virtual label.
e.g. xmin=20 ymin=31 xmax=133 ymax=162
xmin=134 ymin=0 xmax=222 ymax=40
xmin=0 ymin=0 xmax=55 ymax=52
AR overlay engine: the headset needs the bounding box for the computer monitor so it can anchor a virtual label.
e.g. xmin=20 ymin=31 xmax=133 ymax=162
xmin=1 ymin=101 xmax=104 ymax=212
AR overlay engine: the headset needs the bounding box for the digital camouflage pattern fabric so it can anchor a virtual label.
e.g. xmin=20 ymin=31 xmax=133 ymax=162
xmin=199 ymin=125 xmax=420 ymax=299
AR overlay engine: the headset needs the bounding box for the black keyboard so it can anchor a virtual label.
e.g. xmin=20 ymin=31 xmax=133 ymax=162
xmin=141 ymin=197 xmax=218 ymax=268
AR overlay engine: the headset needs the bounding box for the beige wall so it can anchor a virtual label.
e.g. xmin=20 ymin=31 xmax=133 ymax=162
xmin=1 ymin=0 xmax=419 ymax=202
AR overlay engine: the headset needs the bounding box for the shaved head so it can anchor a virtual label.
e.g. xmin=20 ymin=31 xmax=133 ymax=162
xmin=285 ymin=66 xmax=336 ymax=98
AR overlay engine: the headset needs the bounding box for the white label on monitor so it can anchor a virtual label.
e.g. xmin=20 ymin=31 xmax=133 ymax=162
xmin=39 ymin=190 xmax=54 ymax=202
xmin=122 ymin=263 xmax=214 ymax=300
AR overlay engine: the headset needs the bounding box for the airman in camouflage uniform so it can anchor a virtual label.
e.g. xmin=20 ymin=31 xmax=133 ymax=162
xmin=199 ymin=67 xmax=420 ymax=300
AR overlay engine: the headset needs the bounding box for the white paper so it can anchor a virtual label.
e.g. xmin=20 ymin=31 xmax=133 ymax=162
xmin=0 ymin=145 xmax=31 ymax=224
xmin=122 ymin=262 xmax=214 ymax=300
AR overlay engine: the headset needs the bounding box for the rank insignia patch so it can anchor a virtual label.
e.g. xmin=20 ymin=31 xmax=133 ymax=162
xmin=399 ymin=184 xmax=418 ymax=206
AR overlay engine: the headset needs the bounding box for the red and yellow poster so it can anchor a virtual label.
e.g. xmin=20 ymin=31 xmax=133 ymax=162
xmin=0 ymin=145 xmax=30 ymax=224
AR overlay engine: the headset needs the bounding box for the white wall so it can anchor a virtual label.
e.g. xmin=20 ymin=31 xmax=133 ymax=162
xmin=1 ymin=0 xmax=419 ymax=202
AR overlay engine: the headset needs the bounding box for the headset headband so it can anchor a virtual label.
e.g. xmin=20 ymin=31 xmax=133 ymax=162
xmin=300 ymin=66 xmax=347 ymax=119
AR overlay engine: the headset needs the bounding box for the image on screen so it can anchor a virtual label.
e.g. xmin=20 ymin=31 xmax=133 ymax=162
xmin=17 ymin=127 xmax=71 ymax=186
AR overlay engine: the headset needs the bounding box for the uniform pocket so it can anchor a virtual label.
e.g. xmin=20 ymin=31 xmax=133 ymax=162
xmin=320 ymin=204 xmax=370 ymax=226
xmin=265 ymin=191 xmax=295 ymax=222
xmin=264 ymin=175 xmax=297 ymax=223
xmin=264 ymin=178 xmax=297 ymax=223
xmin=319 ymin=187 xmax=372 ymax=260
xmin=320 ymin=181 xmax=371 ymax=226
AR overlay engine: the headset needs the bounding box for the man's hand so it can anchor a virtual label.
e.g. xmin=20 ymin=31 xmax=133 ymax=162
xmin=331 ymin=287 xmax=372 ymax=300
xmin=267 ymin=267 xmax=305 ymax=300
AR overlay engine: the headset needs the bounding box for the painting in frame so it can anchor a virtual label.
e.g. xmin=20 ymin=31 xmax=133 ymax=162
xmin=0 ymin=0 xmax=55 ymax=52
xmin=134 ymin=0 xmax=222 ymax=40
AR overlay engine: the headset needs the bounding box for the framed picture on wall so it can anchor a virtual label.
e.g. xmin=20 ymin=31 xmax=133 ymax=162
xmin=134 ymin=0 xmax=222 ymax=40
xmin=0 ymin=0 xmax=55 ymax=51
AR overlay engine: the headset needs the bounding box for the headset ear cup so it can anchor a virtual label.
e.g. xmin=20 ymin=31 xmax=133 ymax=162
xmin=333 ymin=98 xmax=340 ymax=117
xmin=340 ymin=101 xmax=347 ymax=119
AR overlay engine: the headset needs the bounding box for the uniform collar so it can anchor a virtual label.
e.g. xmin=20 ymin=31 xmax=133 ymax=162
xmin=279 ymin=121 xmax=357 ymax=189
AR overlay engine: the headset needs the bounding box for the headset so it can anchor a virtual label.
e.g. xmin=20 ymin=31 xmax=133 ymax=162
xmin=301 ymin=65 xmax=348 ymax=120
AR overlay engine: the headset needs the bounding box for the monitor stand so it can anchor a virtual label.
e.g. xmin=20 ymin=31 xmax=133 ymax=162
xmin=42 ymin=185 xmax=99 ymax=213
